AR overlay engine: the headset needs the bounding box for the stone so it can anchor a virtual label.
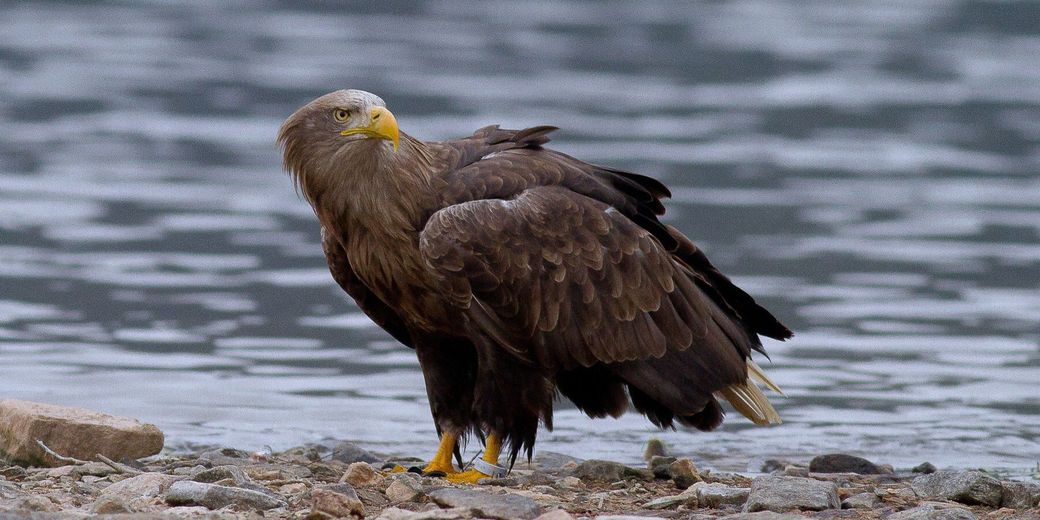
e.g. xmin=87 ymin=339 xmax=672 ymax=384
xmin=887 ymin=504 xmax=976 ymax=520
xmin=165 ymin=479 xmax=287 ymax=511
xmin=246 ymin=462 xmax=312 ymax=481
xmin=841 ymin=491 xmax=881 ymax=509
xmin=386 ymin=476 xmax=424 ymax=503
xmin=573 ymin=460 xmax=649 ymax=482
xmin=782 ymin=465 xmax=809 ymax=477
xmin=532 ymin=451 xmax=583 ymax=471
xmin=644 ymin=438 xmax=668 ymax=460
xmin=648 ymin=456 xmax=677 ymax=478
xmin=193 ymin=464 xmax=248 ymax=484
xmin=720 ymin=512 xmax=806 ymax=520
xmin=0 ymin=399 xmax=164 ymax=467
xmin=643 ymin=493 xmax=696 ymax=509
xmin=8 ymin=494 xmax=59 ymax=512
xmin=91 ymin=495 xmax=131 ymax=514
xmin=911 ymin=471 xmax=1003 ymax=507
xmin=280 ymin=482 xmax=308 ymax=494
xmin=342 ymin=461 xmax=384 ymax=487
xmin=743 ymin=475 xmax=840 ymax=512
xmin=331 ymin=441 xmax=382 ymax=464
xmin=913 ymin=462 xmax=938 ymax=474
xmin=198 ymin=447 xmax=252 ymax=466
xmin=556 ymin=476 xmax=584 ymax=490
xmin=0 ymin=480 xmax=23 ymax=499
xmin=100 ymin=472 xmax=180 ymax=501
xmin=691 ymin=482 xmax=751 ymax=507
xmin=533 ymin=510 xmax=574 ymax=520
xmin=70 ymin=462 xmax=118 ymax=478
xmin=375 ymin=506 xmax=476 ymax=520
xmin=312 ymin=484 xmax=365 ymax=518
xmin=1002 ymin=480 xmax=1040 ymax=509
xmin=809 ymin=453 xmax=890 ymax=474
xmin=428 ymin=487 xmax=542 ymax=520
xmin=760 ymin=460 xmax=795 ymax=473
xmin=670 ymin=458 xmax=701 ymax=488
xmin=597 ymin=516 xmax=666 ymax=520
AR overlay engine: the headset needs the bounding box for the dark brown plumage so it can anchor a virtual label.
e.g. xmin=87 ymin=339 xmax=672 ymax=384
xmin=278 ymin=90 xmax=792 ymax=479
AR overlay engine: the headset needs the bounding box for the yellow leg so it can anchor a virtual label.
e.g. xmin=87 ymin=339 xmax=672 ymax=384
xmin=446 ymin=434 xmax=503 ymax=484
xmin=421 ymin=432 xmax=459 ymax=475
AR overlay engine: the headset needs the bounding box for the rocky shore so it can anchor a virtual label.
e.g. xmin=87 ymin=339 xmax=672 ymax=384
xmin=1 ymin=400 xmax=1038 ymax=519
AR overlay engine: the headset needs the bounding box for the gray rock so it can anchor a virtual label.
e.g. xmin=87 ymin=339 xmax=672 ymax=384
xmin=165 ymin=479 xmax=286 ymax=511
xmin=648 ymin=456 xmax=677 ymax=479
xmin=1002 ymin=480 xmax=1040 ymax=509
xmin=100 ymin=472 xmax=180 ymax=500
xmin=643 ymin=493 xmax=696 ymax=509
xmin=743 ymin=475 xmax=840 ymax=512
xmin=386 ymin=476 xmax=424 ymax=503
xmin=70 ymin=462 xmax=118 ymax=478
xmin=887 ymin=504 xmax=976 ymax=520
xmin=809 ymin=453 xmax=889 ymax=474
xmin=781 ymin=465 xmax=809 ymax=477
xmin=0 ymin=399 xmax=164 ymax=468
xmin=312 ymin=484 xmax=365 ymax=518
xmin=192 ymin=464 xmax=248 ymax=484
xmin=331 ymin=441 xmax=382 ymax=464
xmin=534 ymin=510 xmax=574 ymax=520
xmin=913 ymin=462 xmax=938 ymax=474
xmin=760 ymin=460 xmax=795 ymax=473
xmin=198 ymin=447 xmax=253 ymax=466
xmin=573 ymin=460 xmax=650 ymax=482
xmin=596 ymin=517 xmax=667 ymax=520
xmin=429 ymin=488 xmax=542 ymax=520
xmin=376 ymin=506 xmax=476 ymax=520
xmin=911 ymin=470 xmax=1003 ymax=507
xmin=533 ymin=451 xmax=583 ymax=471
xmin=91 ymin=495 xmax=132 ymax=514
xmin=691 ymin=482 xmax=751 ymax=507
xmin=841 ymin=491 xmax=881 ymax=509
xmin=7 ymin=494 xmax=59 ymax=512
xmin=720 ymin=512 xmax=806 ymax=520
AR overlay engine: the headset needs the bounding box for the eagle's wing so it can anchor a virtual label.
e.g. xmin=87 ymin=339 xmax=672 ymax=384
xmin=321 ymin=228 xmax=414 ymax=348
xmin=420 ymin=184 xmax=744 ymax=376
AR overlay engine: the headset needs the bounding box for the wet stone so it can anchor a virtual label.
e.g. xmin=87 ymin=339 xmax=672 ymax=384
xmin=428 ymin=487 xmax=542 ymax=520
xmin=911 ymin=470 xmax=1003 ymax=507
xmin=670 ymin=458 xmax=701 ymax=488
xmin=648 ymin=456 xmax=677 ymax=479
xmin=744 ymin=475 xmax=841 ymax=512
xmin=809 ymin=454 xmax=890 ymax=475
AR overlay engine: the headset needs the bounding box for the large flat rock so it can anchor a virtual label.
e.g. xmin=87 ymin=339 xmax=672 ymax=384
xmin=0 ymin=399 xmax=164 ymax=467
xmin=743 ymin=475 xmax=840 ymax=512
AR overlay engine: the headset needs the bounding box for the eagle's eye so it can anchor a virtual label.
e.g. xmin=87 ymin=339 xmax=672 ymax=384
xmin=333 ymin=108 xmax=350 ymax=122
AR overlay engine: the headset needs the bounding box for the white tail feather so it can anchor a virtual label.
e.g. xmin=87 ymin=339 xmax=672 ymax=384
xmin=716 ymin=359 xmax=783 ymax=426
xmin=748 ymin=358 xmax=785 ymax=396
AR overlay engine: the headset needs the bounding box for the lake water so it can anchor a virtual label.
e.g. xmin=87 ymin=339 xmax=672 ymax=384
xmin=1 ymin=1 xmax=1037 ymax=477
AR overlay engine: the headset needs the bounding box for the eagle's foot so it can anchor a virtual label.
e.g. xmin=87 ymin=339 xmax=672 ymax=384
xmin=421 ymin=459 xmax=458 ymax=477
xmin=445 ymin=468 xmax=491 ymax=484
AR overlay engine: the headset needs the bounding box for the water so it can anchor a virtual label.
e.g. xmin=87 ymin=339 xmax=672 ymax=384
xmin=1 ymin=1 xmax=1038 ymax=477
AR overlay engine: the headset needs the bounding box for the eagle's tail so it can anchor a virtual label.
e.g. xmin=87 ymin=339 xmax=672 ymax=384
xmin=716 ymin=359 xmax=783 ymax=426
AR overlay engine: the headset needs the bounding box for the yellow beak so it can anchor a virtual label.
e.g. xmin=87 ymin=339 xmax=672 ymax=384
xmin=340 ymin=106 xmax=400 ymax=151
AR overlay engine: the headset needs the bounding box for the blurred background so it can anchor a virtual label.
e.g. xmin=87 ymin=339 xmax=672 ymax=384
xmin=0 ymin=1 xmax=1037 ymax=476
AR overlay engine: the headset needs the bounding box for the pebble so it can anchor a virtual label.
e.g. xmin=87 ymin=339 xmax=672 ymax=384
xmin=375 ymin=506 xmax=476 ymax=520
xmin=744 ymin=475 xmax=841 ymax=512
xmin=342 ymin=461 xmax=384 ymax=487
xmin=573 ymin=460 xmax=650 ymax=482
xmin=648 ymin=456 xmax=677 ymax=479
xmin=193 ymin=464 xmax=248 ymax=484
xmin=532 ymin=451 xmax=583 ymax=471
xmin=99 ymin=472 xmax=180 ymax=501
xmin=386 ymin=476 xmax=424 ymax=502
xmin=533 ymin=509 xmax=574 ymax=520
xmin=555 ymin=476 xmax=584 ymax=490
xmin=428 ymin=487 xmax=542 ymax=520
xmin=669 ymin=458 xmax=701 ymax=488
xmin=643 ymin=438 xmax=668 ymax=460
xmin=913 ymin=462 xmax=939 ymax=474
xmin=331 ymin=441 xmax=383 ymax=464
xmin=165 ymin=479 xmax=287 ymax=511
xmin=720 ymin=512 xmax=806 ymax=520
xmin=280 ymin=482 xmax=308 ymax=495
xmin=90 ymin=494 xmax=132 ymax=514
xmin=312 ymin=484 xmax=365 ymax=519
xmin=643 ymin=493 xmax=696 ymax=509
xmin=911 ymin=470 xmax=1003 ymax=507
xmin=691 ymin=482 xmax=751 ymax=507
xmin=809 ymin=453 xmax=890 ymax=474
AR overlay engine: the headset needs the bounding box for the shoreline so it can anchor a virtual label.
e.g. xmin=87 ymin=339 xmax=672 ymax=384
xmin=2 ymin=440 xmax=1038 ymax=519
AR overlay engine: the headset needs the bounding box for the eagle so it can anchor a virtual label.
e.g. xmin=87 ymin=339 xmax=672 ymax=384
xmin=278 ymin=89 xmax=792 ymax=483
